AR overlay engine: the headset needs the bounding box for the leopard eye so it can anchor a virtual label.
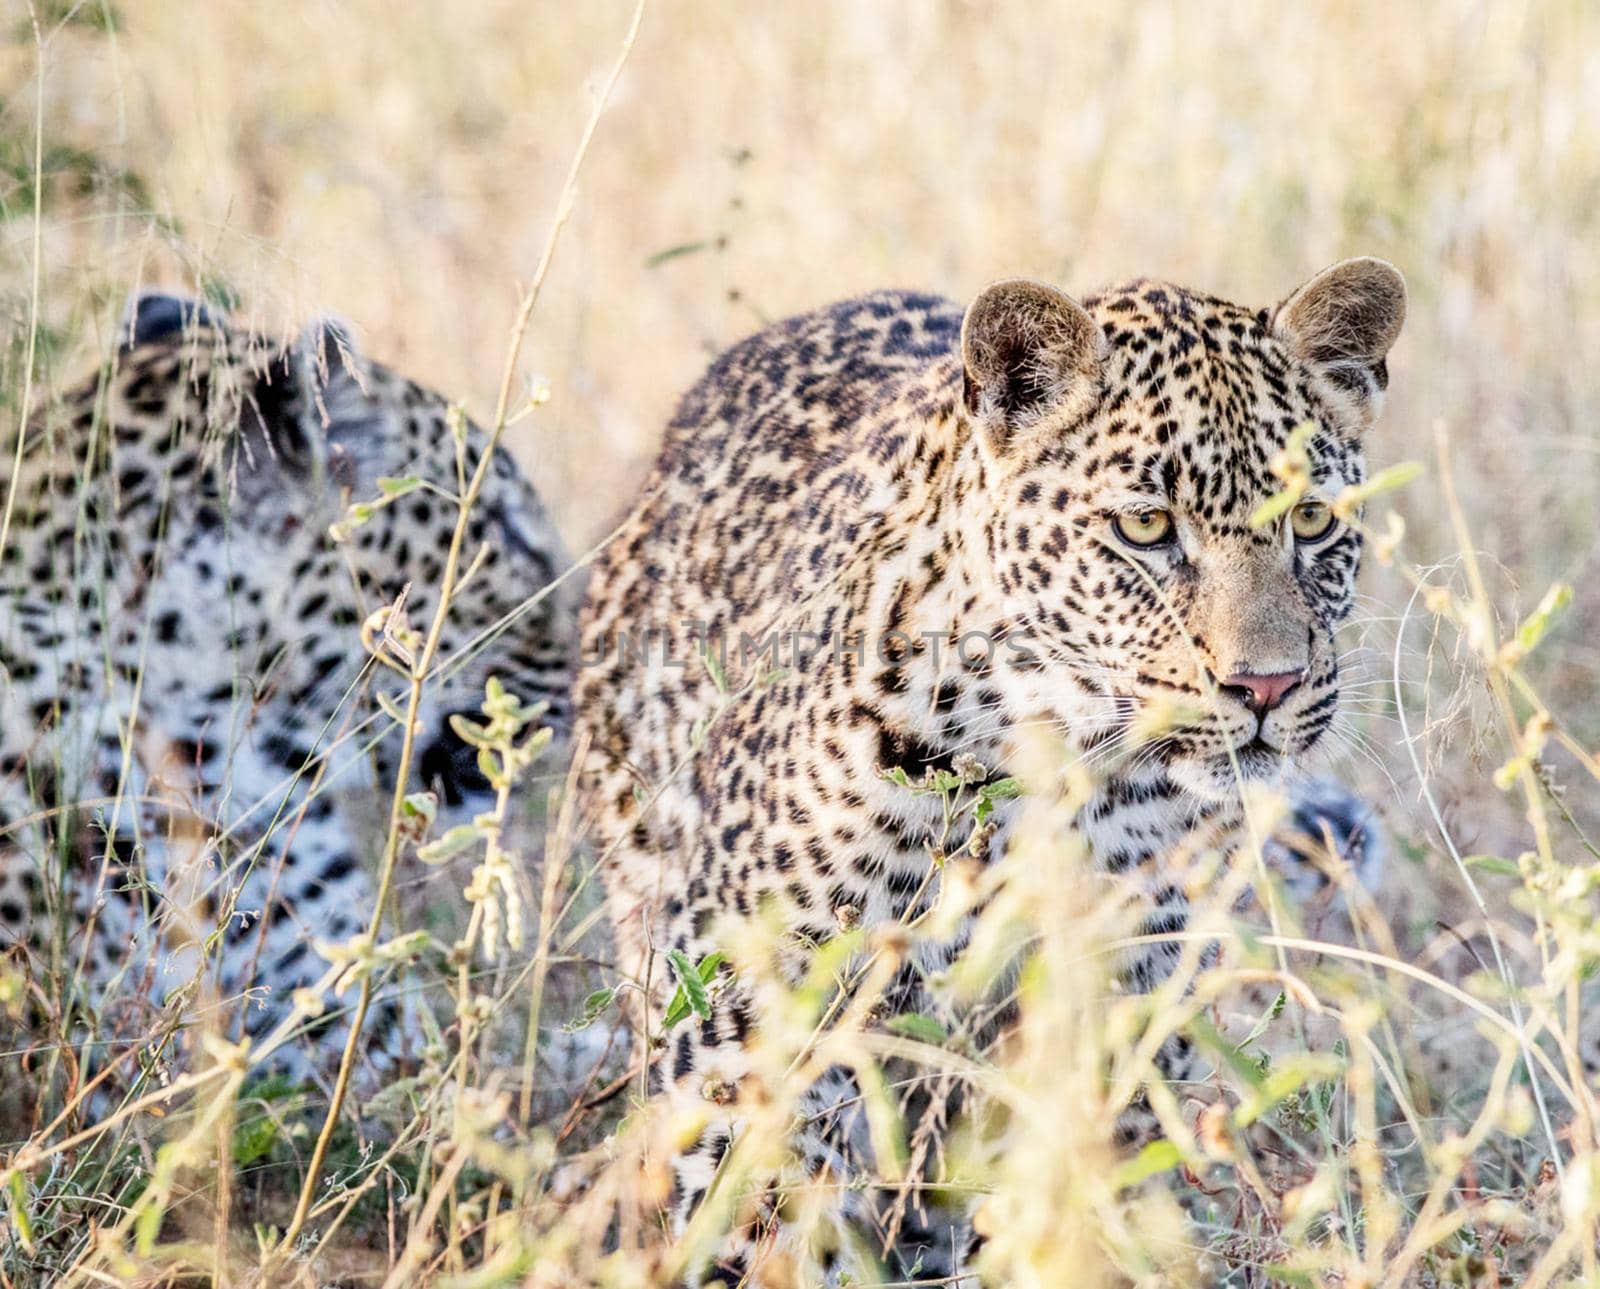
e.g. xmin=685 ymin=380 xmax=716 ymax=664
xmin=1290 ymin=499 xmax=1335 ymax=542
xmin=1113 ymin=508 xmax=1175 ymax=548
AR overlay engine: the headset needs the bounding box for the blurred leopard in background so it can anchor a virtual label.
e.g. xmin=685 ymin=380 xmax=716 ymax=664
xmin=0 ymin=294 xmax=578 ymax=1093
xmin=576 ymin=259 xmax=1404 ymax=1284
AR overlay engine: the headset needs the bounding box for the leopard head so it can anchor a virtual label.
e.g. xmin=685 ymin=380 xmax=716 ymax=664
xmin=959 ymin=259 xmax=1405 ymax=799
xmin=119 ymin=295 xmax=576 ymax=819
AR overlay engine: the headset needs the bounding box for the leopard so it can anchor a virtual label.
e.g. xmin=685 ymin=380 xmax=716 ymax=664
xmin=0 ymin=292 xmax=578 ymax=1097
xmin=574 ymin=258 xmax=1405 ymax=1284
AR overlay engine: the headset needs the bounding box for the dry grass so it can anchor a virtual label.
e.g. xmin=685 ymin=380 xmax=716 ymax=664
xmin=4 ymin=1 xmax=1600 ymax=1284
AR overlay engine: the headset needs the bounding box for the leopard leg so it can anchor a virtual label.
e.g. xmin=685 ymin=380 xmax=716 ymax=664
xmin=662 ymin=987 xmax=969 ymax=1286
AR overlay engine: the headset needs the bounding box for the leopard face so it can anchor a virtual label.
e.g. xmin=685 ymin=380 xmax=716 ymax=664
xmin=963 ymin=262 xmax=1404 ymax=800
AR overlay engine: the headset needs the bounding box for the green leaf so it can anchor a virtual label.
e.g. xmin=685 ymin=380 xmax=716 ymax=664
xmin=1493 ymin=755 xmax=1528 ymax=791
xmin=448 ymin=713 xmax=492 ymax=747
xmin=136 ymin=1142 xmax=182 ymax=1252
xmin=645 ymin=240 xmax=710 ymax=268
xmin=1185 ymin=1012 xmax=1264 ymax=1089
xmin=231 ymin=1112 xmax=283 ymax=1167
xmin=239 ymin=1072 xmax=302 ymax=1103
xmin=702 ymin=646 xmax=729 ymax=696
xmin=884 ymin=1012 xmax=948 ymax=1045
xmin=564 ymin=987 xmax=618 ymax=1032
xmin=400 ymin=792 xmax=437 ymax=824
xmin=328 ymin=500 xmax=377 ymax=543
xmin=8 ymin=1171 xmax=32 ymax=1252
xmin=1234 ymin=989 xmax=1287 ymax=1052
xmin=1234 ymin=1052 xmax=1343 ymax=1127
xmin=879 ymin=766 xmax=913 ymax=788
xmin=974 ymin=776 xmax=1021 ymax=826
xmin=1463 ymin=853 xmax=1521 ymax=878
xmin=662 ymin=951 xmax=726 ymax=1027
xmin=1259 ymin=1268 xmax=1316 ymax=1288
xmin=1514 ymin=582 xmax=1573 ymax=658
xmin=416 ymin=824 xmax=480 ymax=864
xmin=662 ymin=995 xmax=690 ymax=1028
xmin=664 ymin=949 xmax=716 ymax=1028
xmin=376 ymin=475 xmax=422 ymax=499
xmin=1112 ymin=1138 xmax=1182 ymax=1188
xmin=516 ymin=725 xmax=554 ymax=766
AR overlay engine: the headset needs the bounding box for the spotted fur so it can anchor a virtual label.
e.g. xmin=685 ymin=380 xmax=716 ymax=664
xmin=0 ymin=295 xmax=577 ymax=1088
xmin=575 ymin=261 xmax=1405 ymax=1283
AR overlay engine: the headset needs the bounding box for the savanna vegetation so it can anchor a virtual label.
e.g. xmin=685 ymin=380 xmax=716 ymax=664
xmin=4 ymin=2 xmax=1600 ymax=1285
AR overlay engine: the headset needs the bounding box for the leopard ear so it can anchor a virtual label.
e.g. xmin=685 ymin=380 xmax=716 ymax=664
xmin=120 ymin=291 xmax=221 ymax=351
xmin=237 ymin=316 xmax=379 ymax=497
xmin=295 ymin=316 xmax=362 ymax=403
xmin=293 ymin=317 xmax=391 ymax=490
xmin=960 ymin=279 xmax=1103 ymax=457
xmin=1270 ymin=258 xmax=1406 ymax=412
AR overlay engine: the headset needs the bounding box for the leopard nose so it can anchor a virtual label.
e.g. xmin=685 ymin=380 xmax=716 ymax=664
xmin=1219 ymin=669 xmax=1305 ymax=715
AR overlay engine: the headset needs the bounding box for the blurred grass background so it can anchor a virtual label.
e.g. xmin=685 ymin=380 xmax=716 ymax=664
xmin=4 ymin=1 xmax=1595 ymax=555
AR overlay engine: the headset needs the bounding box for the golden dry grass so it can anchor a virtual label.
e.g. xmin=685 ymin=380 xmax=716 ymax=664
xmin=7 ymin=2 xmax=1598 ymax=554
xmin=6 ymin=1 xmax=1600 ymax=1285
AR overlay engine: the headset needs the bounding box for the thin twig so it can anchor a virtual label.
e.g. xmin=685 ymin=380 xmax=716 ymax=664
xmin=269 ymin=0 xmax=647 ymax=1263
xmin=0 ymin=4 xmax=47 ymax=566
